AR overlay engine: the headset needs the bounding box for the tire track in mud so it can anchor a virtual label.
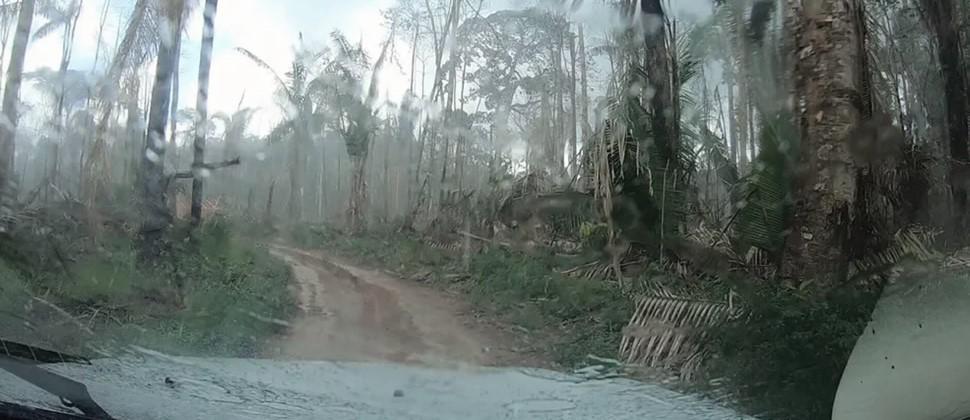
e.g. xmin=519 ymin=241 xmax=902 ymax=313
xmin=264 ymin=244 xmax=509 ymax=368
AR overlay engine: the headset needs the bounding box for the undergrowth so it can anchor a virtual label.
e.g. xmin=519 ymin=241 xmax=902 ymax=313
xmin=0 ymin=213 xmax=296 ymax=358
xmin=703 ymin=280 xmax=880 ymax=420
xmin=288 ymin=224 xmax=631 ymax=367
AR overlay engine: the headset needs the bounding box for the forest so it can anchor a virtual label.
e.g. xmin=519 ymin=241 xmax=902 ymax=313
xmin=0 ymin=0 xmax=968 ymax=419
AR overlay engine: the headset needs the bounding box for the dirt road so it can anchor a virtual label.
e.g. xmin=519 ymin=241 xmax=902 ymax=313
xmin=265 ymin=244 xmax=524 ymax=369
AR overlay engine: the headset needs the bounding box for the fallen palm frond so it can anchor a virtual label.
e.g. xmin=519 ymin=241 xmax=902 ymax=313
xmin=619 ymin=293 xmax=741 ymax=381
xmin=850 ymin=225 xmax=941 ymax=277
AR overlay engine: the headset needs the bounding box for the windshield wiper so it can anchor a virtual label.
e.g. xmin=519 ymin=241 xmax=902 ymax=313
xmin=0 ymin=339 xmax=114 ymax=419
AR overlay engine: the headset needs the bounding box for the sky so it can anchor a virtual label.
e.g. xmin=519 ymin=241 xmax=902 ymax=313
xmin=19 ymin=0 xmax=713 ymax=140
xmin=22 ymin=0 xmax=399 ymax=137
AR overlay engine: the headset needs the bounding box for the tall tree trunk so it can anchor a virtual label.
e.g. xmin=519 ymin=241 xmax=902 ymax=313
xmin=348 ymin=154 xmax=368 ymax=231
xmin=140 ymin=0 xmax=183 ymax=259
xmin=920 ymin=0 xmax=970 ymax=231
xmin=123 ymin=77 xmax=140 ymax=186
xmin=168 ymin=11 xmax=183 ymax=151
xmin=383 ymin=132 xmax=390 ymax=221
xmin=166 ymin=13 xmax=182 ymax=219
xmin=726 ymin=64 xmax=739 ymax=164
xmin=554 ymin=22 xmax=565 ymax=173
xmin=91 ymin=0 xmax=110 ymax=72
xmin=264 ymin=179 xmax=275 ymax=224
xmin=568 ymin=27 xmax=578 ymax=172
xmin=48 ymin=1 xmax=82 ymax=198
xmin=288 ymin=109 xmax=309 ymax=222
xmin=640 ymin=0 xmax=678 ymax=163
xmin=0 ymin=3 xmax=19 ymax=101
xmin=782 ymin=0 xmax=864 ymax=286
xmin=190 ymin=0 xmax=219 ymax=226
xmin=578 ymin=24 xmax=590 ymax=146
xmin=0 ymin=0 xmax=34 ymax=203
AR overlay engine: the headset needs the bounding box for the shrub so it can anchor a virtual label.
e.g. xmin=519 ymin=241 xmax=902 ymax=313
xmin=706 ymin=282 xmax=879 ymax=420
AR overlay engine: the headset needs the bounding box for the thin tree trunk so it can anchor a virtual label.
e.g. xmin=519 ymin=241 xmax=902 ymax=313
xmin=0 ymin=0 xmax=34 ymax=201
xmin=383 ymin=132 xmax=390 ymax=221
xmin=91 ymin=0 xmax=110 ymax=72
xmin=168 ymin=11 xmax=183 ymax=151
xmin=0 ymin=1 xmax=20 ymax=100
xmin=190 ymin=0 xmax=219 ymax=226
xmin=166 ymin=13 xmax=182 ymax=219
xmin=264 ymin=179 xmax=275 ymax=224
xmin=124 ymin=78 xmax=140 ymax=186
xmin=568 ymin=27 xmax=578 ymax=172
xmin=140 ymin=0 xmax=183 ymax=258
xmin=578 ymin=23 xmax=590 ymax=179
xmin=348 ymin=154 xmax=368 ymax=231
xmin=747 ymin=94 xmax=756 ymax=159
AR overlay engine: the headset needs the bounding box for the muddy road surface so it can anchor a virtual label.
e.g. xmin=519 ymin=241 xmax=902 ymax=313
xmin=265 ymin=244 xmax=526 ymax=369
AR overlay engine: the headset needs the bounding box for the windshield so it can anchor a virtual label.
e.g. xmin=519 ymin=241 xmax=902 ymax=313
xmin=0 ymin=0 xmax=964 ymax=419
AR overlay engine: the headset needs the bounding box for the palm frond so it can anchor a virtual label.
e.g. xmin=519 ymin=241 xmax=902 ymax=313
xmin=265 ymin=120 xmax=294 ymax=144
xmin=236 ymin=47 xmax=293 ymax=101
xmin=698 ymin=126 xmax=739 ymax=187
xmin=732 ymin=110 xmax=796 ymax=254
xmin=31 ymin=19 xmax=62 ymax=41
xmin=852 ymin=225 xmax=941 ymax=276
xmin=619 ymin=294 xmax=740 ymax=381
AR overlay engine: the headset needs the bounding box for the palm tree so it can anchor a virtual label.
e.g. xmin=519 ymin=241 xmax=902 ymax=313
xmin=33 ymin=0 xmax=82 ymax=130
xmin=140 ymin=0 xmax=185 ymax=258
xmin=0 ymin=0 xmax=35 ymax=204
xmin=323 ymin=31 xmax=391 ymax=231
xmin=82 ymin=0 xmax=153 ymax=205
xmin=238 ymin=38 xmax=327 ymax=222
xmin=189 ymin=0 xmax=219 ymax=226
xmin=29 ymin=0 xmax=82 ymax=197
xmin=781 ymin=0 xmax=867 ymax=287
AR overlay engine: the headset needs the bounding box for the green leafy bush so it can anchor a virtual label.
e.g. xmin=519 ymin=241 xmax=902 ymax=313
xmin=706 ymin=282 xmax=878 ymax=420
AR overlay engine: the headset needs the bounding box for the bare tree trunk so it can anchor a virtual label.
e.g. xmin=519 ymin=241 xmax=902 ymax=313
xmin=640 ymin=0 xmax=678 ymax=163
xmin=264 ymin=179 xmax=275 ymax=224
xmin=166 ymin=15 xmax=183 ymax=219
xmin=0 ymin=3 xmax=18 ymax=100
xmin=190 ymin=0 xmax=219 ymax=226
xmin=578 ymin=24 xmax=589 ymax=144
xmin=91 ymin=0 xmax=110 ymax=72
xmin=726 ymin=66 xmax=738 ymax=164
xmin=168 ymin=11 xmax=183 ymax=151
xmin=0 ymin=0 xmax=34 ymax=203
xmin=747 ymin=94 xmax=756 ymax=158
xmin=568 ymin=27 xmax=578 ymax=172
xmin=140 ymin=0 xmax=184 ymax=259
xmin=553 ymin=24 xmax=565 ymax=173
xmin=124 ymin=78 xmax=140 ymax=186
xmin=246 ymin=187 xmax=254 ymax=218
xmin=920 ymin=0 xmax=970 ymax=231
xmin=783 ymin=0 xmax=864 ymax=287
xmin=383 ymin=132 xmax=390 ymax=221
xmin=348 ymin=154 xmax=368 ymax=231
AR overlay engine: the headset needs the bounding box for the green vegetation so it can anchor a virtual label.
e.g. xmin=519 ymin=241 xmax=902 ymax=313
xmin=705 ymin=281 xmax=880 ymax=420
xmin=0 ymin=214 xmax=296 ymax=358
